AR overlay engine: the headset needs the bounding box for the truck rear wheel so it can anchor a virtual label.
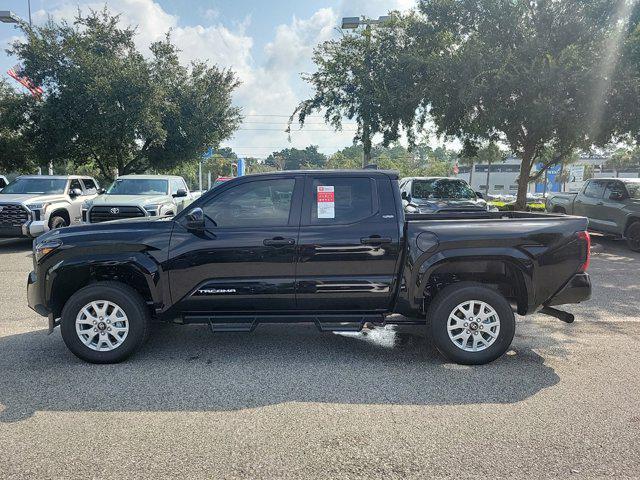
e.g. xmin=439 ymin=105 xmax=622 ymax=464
xmin=625 ymin=221 xmax=640 ymax=252
xmin=60 ymin=282 xmax=150 ymax=363
xmin=428 ymin=282 xmax=515 ymax=365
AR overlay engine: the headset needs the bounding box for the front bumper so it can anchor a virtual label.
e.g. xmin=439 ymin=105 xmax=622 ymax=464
xmin=27 ymin=270 xmax=49 ymax=317
xmin=0 ymin=220 xmax=48 ymax=238
xmin=545 ymin=272 xmax=592 ymax=306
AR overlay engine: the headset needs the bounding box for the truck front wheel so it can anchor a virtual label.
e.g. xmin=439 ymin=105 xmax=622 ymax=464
xmin=428 ymin=282 xmax=516 ymax=365
xmin=60 ymin=282 xmax=150 ymax=363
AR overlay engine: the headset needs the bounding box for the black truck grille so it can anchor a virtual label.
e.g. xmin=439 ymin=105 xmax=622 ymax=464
xmin=89 ymin=206 xmax=146 ymax=223
xmin=0 ymin=203 xmax=29 ymax=227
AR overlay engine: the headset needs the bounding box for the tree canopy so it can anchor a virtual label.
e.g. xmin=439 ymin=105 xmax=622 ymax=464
xmin=4 ymin=9 xmax=241 ymax=180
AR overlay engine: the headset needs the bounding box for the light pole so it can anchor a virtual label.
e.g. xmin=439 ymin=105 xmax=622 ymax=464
xmin=340 ymin=16 xmax=391 ymax=168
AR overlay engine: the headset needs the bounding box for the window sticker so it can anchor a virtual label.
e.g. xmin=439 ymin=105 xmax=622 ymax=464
xmin=317 ymin=185 xmax=335 ymax=218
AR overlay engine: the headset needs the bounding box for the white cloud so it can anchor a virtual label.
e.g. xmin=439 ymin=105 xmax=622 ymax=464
xmin=25 ymin=0 xmax=420 ymax=158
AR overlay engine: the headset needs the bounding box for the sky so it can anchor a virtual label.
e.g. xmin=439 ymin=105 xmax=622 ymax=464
xmin=0 ymin=0 xmax=417 ymax=159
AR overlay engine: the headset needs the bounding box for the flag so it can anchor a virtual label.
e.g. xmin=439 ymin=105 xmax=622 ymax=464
xmin=7 ymin=65 xmax=44 ymax=98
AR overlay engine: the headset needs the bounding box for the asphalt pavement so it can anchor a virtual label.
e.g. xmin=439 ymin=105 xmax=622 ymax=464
xmin=0 ymin=235 xmax=639 ymax=479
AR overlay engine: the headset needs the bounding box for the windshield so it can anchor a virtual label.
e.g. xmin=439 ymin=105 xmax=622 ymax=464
xmin=0 ymin=178 xmax=67 ymax=194
xmin=625 ymin=183 xmax=640 ymax=199
xmin=107 ymin=178 xmax=168 ymax=195
xmin=412 ymin=179 xmax=476 ymax=200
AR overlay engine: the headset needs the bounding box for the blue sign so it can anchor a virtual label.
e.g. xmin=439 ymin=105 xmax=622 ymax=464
xmin=535 ymin=163 xmax=562 ymax=193
xmin=237 ymin=158 xmax=245 ymax=176
xmin=201 ymin=147 xmax=214 ymax=159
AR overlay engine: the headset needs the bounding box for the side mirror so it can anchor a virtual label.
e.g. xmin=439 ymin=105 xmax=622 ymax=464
xmin=69 ymin=188 xmax=82 ymax=197
xmin=609 ymin=191 xmax=625 ymax=201
xmin=185 ymin=207 xmax=205 ymax=232
xmin=475 ymin=191 xmax=484 ymax=199
xmin=98 ymin=188 xmax=106 ymax=194
xmin=401 ymin=191 xmax=410 ymax=201
xmin=173 ymin=188 xmax=188 ymax=198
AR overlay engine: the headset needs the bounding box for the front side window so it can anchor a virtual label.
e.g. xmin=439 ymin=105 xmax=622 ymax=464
xmin=583 ymin=180 xmax=606 ymax=199
xmin=310 ymin=177 xmax=374 ymax=224
xmin=412 ymin=179 xmax=476 ymax=200
xmin=171 ymin=179 xmax=184 ymax=194
xmin=69 ymin=179 xmax=83 ymax=193
xmin=1 ymin=178 xmax=67 ymax=194
xmin=203 ymin=178 xmax=295 ymax=228
xmin=82 ymin=178 xmax=97 ymax=192
xmin=107 ymin=179 xmax=169 ymax=195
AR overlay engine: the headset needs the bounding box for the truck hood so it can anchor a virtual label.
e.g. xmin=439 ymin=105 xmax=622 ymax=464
xmin=0 ymin=193 xmax=68 ymax=204
xmin=89 ymin=194 xmax=171 ymax=207
xmin=410 ymin=198 xmax=486 ymax=212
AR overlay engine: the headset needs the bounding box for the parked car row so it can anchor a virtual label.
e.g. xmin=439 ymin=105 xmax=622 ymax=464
xmin=0 ymin=174 xmax=196 ymax=239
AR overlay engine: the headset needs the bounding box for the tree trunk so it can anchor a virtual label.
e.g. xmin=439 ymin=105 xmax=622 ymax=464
xmin=469 ymin=161 xmax=474 ymax=187
xmin=362 ymin=122 xmax=372 ymax=168
xmin=485 ymin=157 xmax=491 ymax=196
xmin=515 ymin=151 xmax=534 ymax=211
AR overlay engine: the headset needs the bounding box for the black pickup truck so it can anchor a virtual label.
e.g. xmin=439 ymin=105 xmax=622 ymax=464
xmin=27 ymin=170 xmax=592 ymax=365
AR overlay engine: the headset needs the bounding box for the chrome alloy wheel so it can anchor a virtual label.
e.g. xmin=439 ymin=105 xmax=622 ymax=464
xmin=75 ymin=300 xmax=129 ymax=351
xmin=447 ymin=300 xmax=501 ymax=352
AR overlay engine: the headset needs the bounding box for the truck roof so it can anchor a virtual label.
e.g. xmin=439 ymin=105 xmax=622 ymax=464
xmin=241 ymin=169 xmax=400 ymax=180
xmin=116 ymin=174 xmax=186 ymax=180
xmin=595 ymin=177 xmax=640 ymax=183
xmin=17 ymin=175 xmax=92 ymax=180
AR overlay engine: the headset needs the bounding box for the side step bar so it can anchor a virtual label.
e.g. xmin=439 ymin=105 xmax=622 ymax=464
xmin=182 ymin=313 xmax=385 ymax=333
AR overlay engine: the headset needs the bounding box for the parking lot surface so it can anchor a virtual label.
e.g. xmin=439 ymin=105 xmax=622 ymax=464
xmin=0 ymin=236 xmax=639 ymax=479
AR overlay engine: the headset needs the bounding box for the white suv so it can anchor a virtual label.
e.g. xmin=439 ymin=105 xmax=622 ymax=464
xmin=83 ymin=174 xmax=195 ymax=223
xmin=0 ymin=175 xmax=100 ymax=238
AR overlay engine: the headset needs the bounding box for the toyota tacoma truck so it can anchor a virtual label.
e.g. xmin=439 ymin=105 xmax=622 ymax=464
xmin=82 ymin=174 xmax=194 ymax=223
xmin=27 ymin=170 xmax=592 ymax=365
xmin=547 ymin=178 xmax=640 ymax=251
xmin=0 ymin=175 xmax=100 ymax=238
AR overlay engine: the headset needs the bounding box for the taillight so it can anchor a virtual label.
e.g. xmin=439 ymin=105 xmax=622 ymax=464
xmin=577 ymin=231 xmax=590 ymax=272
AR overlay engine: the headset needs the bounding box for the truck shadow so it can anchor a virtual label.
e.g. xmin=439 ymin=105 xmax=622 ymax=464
xmin=0 ymin=323 xmax=559 ymax=422
xmin=0 ymin=238 xmax=32 ymax=254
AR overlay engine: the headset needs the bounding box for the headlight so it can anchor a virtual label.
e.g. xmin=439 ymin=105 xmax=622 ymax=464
xmin=26 ymin=202 xmax=49 ymax=211
xmin=81 ymin=200 xmax=93 ymax=210
xmin=34 ymin=238 xmax=62 ymax=262
xmin=143 ymin=204 xmax=163 ymax=216
xmin=487 ymin=204 xmax=499 ymax=212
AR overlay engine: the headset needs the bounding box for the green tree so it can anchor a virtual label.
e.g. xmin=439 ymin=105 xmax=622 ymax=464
xmin=293 ymin=14 xmax=428 ymax=167
xmin=412 ymin=0 xmax=631 ymax=209
xmin=265 ymin=145 xmax=327 ymax=170
xmin=0 ymin=80 xmax=37 ymax=173
xmin=8 ymin=10 xmax=241 ymax=179
xmin=606 ymin=147 xmax=640 ymax=176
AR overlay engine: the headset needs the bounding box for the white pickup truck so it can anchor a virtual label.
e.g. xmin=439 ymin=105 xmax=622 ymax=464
xmin=0 ymin=175 xmax=101 ymax=238
xmin=83 ymin=174 xmax=196 ymax=223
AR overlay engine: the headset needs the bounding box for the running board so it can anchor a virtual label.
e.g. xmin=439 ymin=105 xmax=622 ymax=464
xmin=181 ymin=313 xmax=384 ymax=333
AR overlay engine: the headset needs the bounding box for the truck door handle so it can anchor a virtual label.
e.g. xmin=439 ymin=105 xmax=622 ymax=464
xmin=575 ymin=200 xmax=583 ymax=204
xmin=596 ymin=202 xmax=603 ymax=206
xmin=263 ymin=237 xmax=295 ymax=247
xmin=361 ymin=236 xmax=392 ymax=245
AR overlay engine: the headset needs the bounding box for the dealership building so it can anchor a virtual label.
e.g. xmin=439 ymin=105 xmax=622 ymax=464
xmin=457 ymin=153 xmax=640 ymax=196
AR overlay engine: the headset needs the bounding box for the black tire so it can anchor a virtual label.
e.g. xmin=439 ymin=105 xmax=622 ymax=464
xmin=60 ymin=282 xmax=150 ymax=363
xmin=49 ymin=214 xmax=68 ymax=230
xmin=428 ymin=282 xmax=516 ymax=365
xmin=625 ymin=221 xmax=640 ymax=252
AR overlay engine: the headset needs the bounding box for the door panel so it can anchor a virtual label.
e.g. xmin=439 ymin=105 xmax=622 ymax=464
xmin=577 ymin=180 xmax=607 ymax=230
xmin=296 ymin=175 xmax=401 ymax=312
xmin=167 ymin=176 xmax=302 ymax=313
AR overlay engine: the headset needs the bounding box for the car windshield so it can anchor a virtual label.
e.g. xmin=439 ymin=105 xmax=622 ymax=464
xmin=0 ymin=178 xmax=67 ymax=194
xmin=625 ymin=182 xmax=640 ymax=199
xmin=107 ymin=179 xmax=168 ymax=195
xmin=412 ymin=179 xmax=476 ymax=200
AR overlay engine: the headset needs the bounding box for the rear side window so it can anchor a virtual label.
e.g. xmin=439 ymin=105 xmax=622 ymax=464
xmin=583 ymin=180 xmax=606 ymax=199
xmin=604 ymin=181 xmax=626 ymax=200
xmin=310 ymin=177 xmax=375 ymax=225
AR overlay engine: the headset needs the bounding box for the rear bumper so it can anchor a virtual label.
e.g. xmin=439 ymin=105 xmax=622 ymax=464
xmin=545 ymin=272 xmax=591 ymax=307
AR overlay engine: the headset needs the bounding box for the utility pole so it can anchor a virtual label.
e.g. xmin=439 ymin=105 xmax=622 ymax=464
xmin=341 ymin=15 xmax=391 ymax=168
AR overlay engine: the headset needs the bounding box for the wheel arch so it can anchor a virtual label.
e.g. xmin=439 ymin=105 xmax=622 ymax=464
xmin=48 ymin=208 xmax=70 ymax=227
xmin=624 ymin=216 xmax=640 ymax=235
